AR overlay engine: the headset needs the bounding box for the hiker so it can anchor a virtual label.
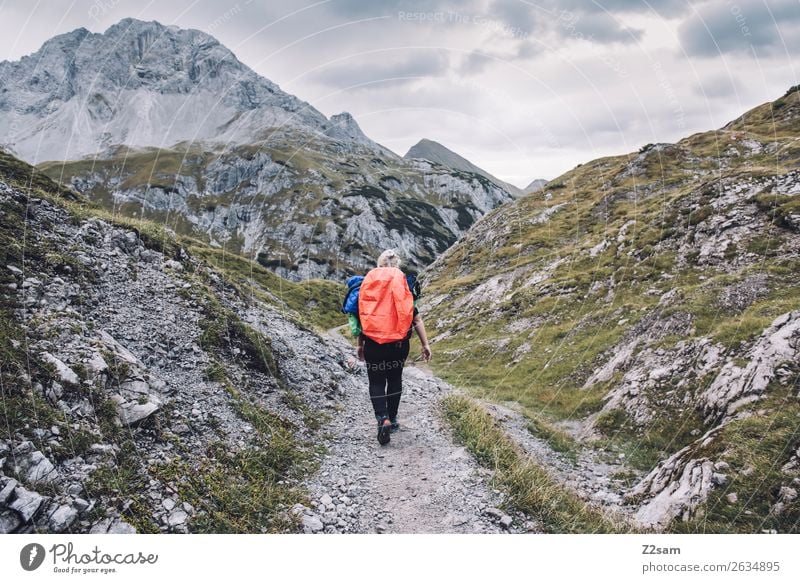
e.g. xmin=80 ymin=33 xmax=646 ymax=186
xmin=347 ymin=249 xmax=431 ymax=445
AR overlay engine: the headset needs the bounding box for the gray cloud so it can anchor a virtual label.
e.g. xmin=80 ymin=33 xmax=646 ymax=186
xmin=693 ymin=74 xmax=742 ymax=99
xmin=457 ymin=40 xmax=541 ymax=76
xmin=558 ymin=0 xmax=690 ymax=17
xmin=678 ymin=0 xmax=800 ymax=57
xmin=487 ymin=0 xmax=668 ymax=47
xmin=458 ymin=51 xmax=493 ymax=75
xmin=320 ymin=0 xmax=481 ymax=19
xmin=0 ymin=0 xmax=797 ymax=186
xmin=558 ymin=9 xmax=643 ymax=44
xmin=309 ymin=50 xmax=451 ymax=90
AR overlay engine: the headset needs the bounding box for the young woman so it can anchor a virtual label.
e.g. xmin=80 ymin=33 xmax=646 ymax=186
xmin=357 ymin=249 xmax=432 ymax=445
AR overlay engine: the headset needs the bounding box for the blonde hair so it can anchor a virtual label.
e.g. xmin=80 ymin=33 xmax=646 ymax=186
xmin=377 ymin=249 xmax=401 ymax=268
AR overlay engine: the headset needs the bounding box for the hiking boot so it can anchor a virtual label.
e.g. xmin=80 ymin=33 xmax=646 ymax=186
xmin=390 ymin=417 xmax=400 ymax=433
xmin=377 ymin=416 xmax=391 ymax=445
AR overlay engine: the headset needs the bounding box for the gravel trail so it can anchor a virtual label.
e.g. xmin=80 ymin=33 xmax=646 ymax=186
xmin=295 ymin=328 xmax=539 ymax=534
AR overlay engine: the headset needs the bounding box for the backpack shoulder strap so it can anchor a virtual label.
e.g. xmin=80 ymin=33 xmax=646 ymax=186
xmin=405 ymin=273 xmax=421 ymax=301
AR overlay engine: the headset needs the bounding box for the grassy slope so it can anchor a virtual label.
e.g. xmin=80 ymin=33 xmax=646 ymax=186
xmin=424 ymin=88 xmax=800 ymax=530
xmin=442 ymin=395 xmax=631 ymax=533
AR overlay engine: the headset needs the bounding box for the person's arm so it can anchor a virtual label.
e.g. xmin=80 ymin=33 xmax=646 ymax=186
xmin=357 ymin=333 xmax=365 ymax=361
xmin=413 ymin=314 xmax=432 ymax=361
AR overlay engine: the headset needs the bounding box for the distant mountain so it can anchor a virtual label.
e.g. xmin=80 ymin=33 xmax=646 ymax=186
xmin=405 ymin=138 xmax=523 ymax=196
xmin=0 ymin=18 xmax=516 ymax=280
xmin=422 ymin=86 xmax=800 ymax=532
xmin=523 ymin=178 xmax=547 ymax=194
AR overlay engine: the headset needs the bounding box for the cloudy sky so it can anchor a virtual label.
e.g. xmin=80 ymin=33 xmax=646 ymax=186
xmin=1 ymin=0 xmax=798 ymax=187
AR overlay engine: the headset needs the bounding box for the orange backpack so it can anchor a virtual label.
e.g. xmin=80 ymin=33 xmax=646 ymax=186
xmin=358 ymin=267 xmax=414 ymax=344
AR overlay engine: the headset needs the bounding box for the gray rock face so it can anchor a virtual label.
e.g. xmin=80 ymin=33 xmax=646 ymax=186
xmin=326 ymin=112 xmax=395 ymax=157
xmin=702 ymin=311 xmax=800 ymax=421
xmin=405 ymin=138 xmax=522 ymax=197
xmin=3 ymin=19 xmax=516 ymax=281
xmin=0 ymin=509 xmax=22 ymax=534
xmin=55 ymin=143 xmax=514 ymax=280
xmin=631 ymin=447 xmax=717 ymax=529
xmin=115 ymin=399 xmax=161 ymax=426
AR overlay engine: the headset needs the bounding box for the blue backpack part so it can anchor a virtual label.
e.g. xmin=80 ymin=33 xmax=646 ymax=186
xmin=405 ymin=273 xmax=420 ymax=304
xmin=342 ymin=275 xmax=364 ymax=314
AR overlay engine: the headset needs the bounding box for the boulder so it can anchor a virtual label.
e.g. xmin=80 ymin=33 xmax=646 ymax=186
xmin=98 ymin=331 xmax=143 ymax=367
xmin=48 ymin=504 xmax=78 ymax=533
xmin=40 ymin=352 xmax=79 ymax=385
xmin=302 ymin=514 xmax=324 ymax=533
xmin=9 ymin=486 xmax=45 ymax=522
xmin=89 ymin=517 xmax=137 ymax=534
xmin=0 ymin=478 xmax=17 ymax=504
xmin=86 ymin=352 xmax=109 ymax=377
xmin=0 ymin=509 xmax=22 ymax=534
xmin=114 ymin=398 xmax=160 ymax=426
xmin=167 ymin=509 xmax=188 ymax=527
xmin=8 ymin=443 xmax=59 ymax=485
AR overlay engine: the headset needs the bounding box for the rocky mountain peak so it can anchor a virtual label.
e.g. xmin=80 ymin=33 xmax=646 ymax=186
xmin=0 ymin=18 xmax=330 ymax=161
xmin=405 ymin=138 xmax=522 ymax=196
xmin=327 ymin=112 xmax=367 ymax=141
xmin=523 ymin=178 xmax=547 ymax=194
xmin=325 ymin=112 xmax=397 ymax=157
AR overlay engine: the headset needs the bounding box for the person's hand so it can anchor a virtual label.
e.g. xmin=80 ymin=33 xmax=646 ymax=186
xmin=421 ymin=344 xmax=432 ymax=362
xmin=357 ymin=345 xmax=365 ymax=362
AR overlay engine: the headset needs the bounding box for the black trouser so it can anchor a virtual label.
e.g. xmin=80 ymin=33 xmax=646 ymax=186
xmin=363 ymin=337 xmax=410 ymax=421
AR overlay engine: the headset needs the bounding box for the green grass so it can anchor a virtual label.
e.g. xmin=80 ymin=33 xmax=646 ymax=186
xmin=151 ymin=442 xmax=308 ymax=533
xmin=593 ymin=405 xmax=706 ymax=473
xmin=84 ymin=439 xmax=161 ymax=533
xmin=429 ymin=291 xmax=652 ymax=423
xmin=0 ymin=148 xmax=82 ymax=202
xmin=524 ymin=411 xmax=579 ymax=462
xmin=423 ymin=90 xmax=800 ymax=538
xmin=442 ymin=394 xmax=631 ymax=533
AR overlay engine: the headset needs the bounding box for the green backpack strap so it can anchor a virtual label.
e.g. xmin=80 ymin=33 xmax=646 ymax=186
xmin=347 ymin=313 xmax=362 ymax=337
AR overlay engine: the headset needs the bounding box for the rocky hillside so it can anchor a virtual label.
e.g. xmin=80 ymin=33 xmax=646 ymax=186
xmin=0 ymin=148 xmax=363 ymax=533
xmin=422 ymin=86 xmax=800 ymax=533
xmin=0 ymin=18 xmax=515 ymax=280
xmin=38 ymin=136 xmax=512 ymax=281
